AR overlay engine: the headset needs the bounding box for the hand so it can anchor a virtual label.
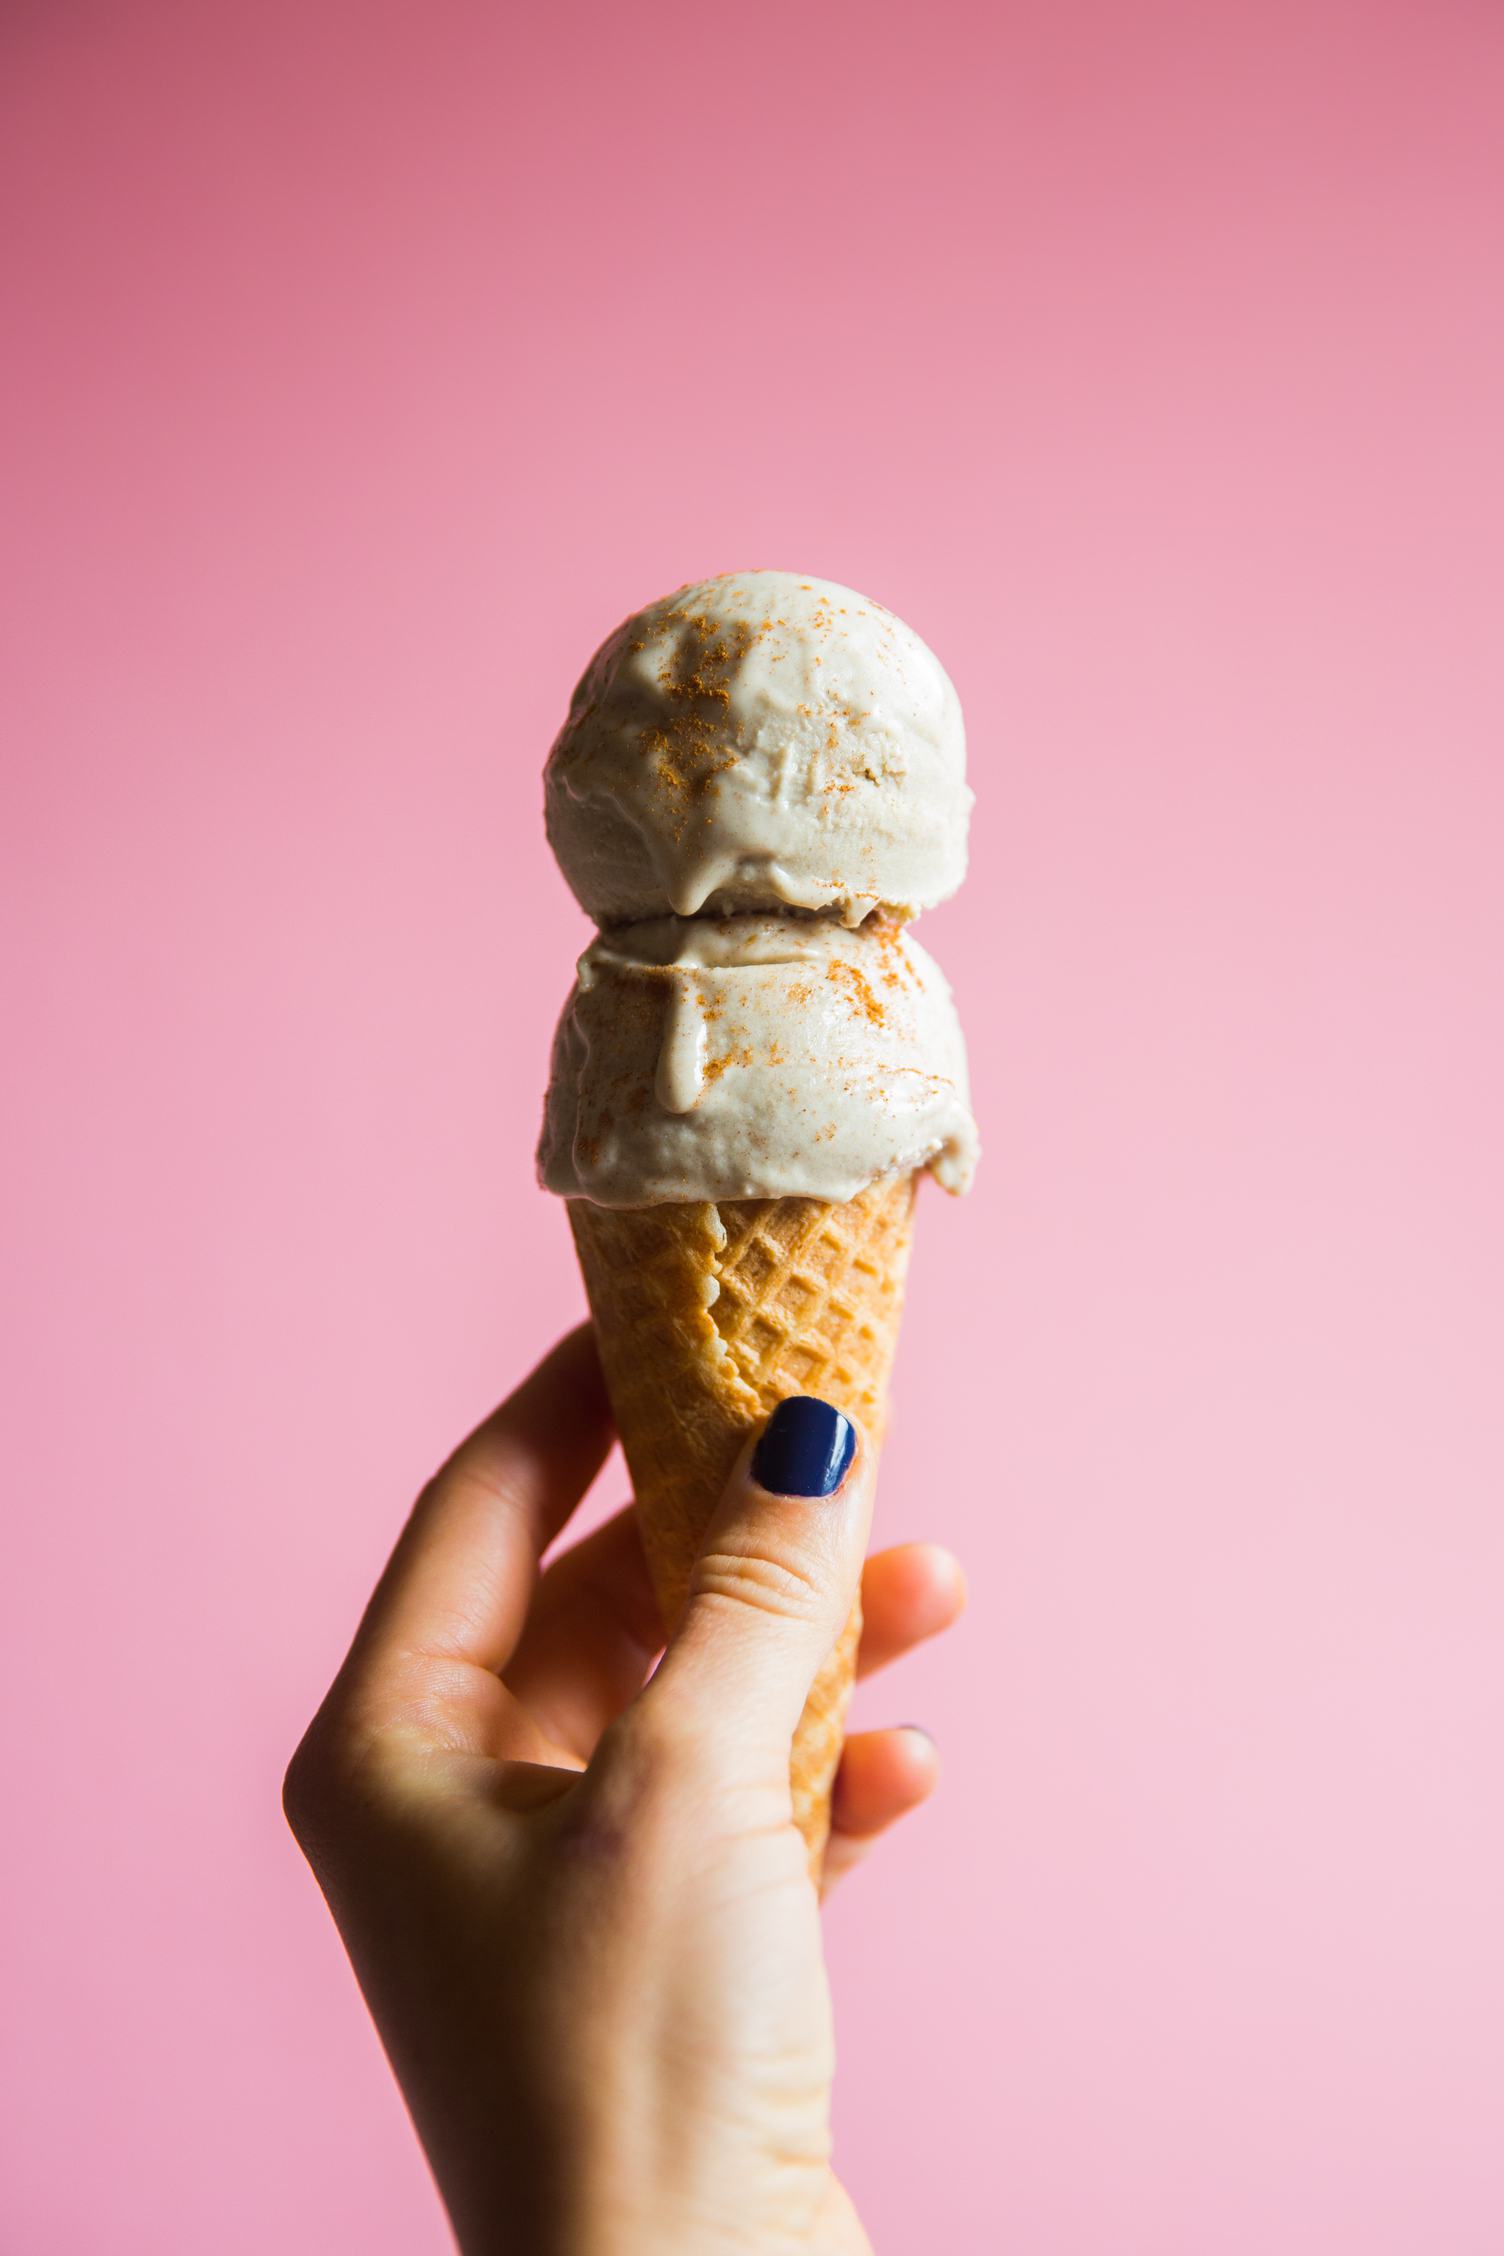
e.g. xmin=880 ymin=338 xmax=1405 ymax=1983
xmin=284 ymin=1327 xmax=965 ymax=2255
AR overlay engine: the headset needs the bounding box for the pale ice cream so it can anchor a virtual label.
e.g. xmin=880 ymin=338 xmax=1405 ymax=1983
xmin=539 ymin=914 xmax=977 ymax=1207
xmin=544 ymin=571 xmax=971 ymax=927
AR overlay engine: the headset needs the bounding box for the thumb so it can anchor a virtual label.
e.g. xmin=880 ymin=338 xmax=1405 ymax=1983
xmin=644 ymin=1397 xmax=875 ymax=1785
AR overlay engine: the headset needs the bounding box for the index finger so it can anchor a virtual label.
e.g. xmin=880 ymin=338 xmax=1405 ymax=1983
xmin=348 ymin=1324 xmax=613 ymax=1681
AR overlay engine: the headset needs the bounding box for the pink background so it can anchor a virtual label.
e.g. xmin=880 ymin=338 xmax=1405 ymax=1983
xmin=4 ymin=2 xmax=1502 ymax=2249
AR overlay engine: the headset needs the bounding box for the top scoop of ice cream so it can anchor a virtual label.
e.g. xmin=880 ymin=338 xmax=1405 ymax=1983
xmin=544 ymin=571 xmax=971 ymax=927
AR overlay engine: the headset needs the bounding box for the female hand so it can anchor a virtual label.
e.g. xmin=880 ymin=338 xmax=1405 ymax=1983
xmin=284 ymin=1327 xmax=965 ymax=2255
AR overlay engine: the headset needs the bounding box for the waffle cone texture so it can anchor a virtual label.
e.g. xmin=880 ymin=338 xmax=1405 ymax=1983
xmin=569 ymin=1172 xmax=916 ymax=1875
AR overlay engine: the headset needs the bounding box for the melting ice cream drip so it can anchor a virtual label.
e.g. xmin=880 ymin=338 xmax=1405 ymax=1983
xmin=654 ymin=982 xmax=708 ymax=1114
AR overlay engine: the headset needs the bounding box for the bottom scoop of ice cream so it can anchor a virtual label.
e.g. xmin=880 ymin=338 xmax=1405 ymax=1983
xmin=538 ymin=914 xmax=978 ymax=1207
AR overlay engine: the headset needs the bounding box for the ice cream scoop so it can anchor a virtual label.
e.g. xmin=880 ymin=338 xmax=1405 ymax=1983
xmin=538 ymin=913 xmax=977 ymax=1207
xmin=544 ymin=570 xmax=971 ymax=926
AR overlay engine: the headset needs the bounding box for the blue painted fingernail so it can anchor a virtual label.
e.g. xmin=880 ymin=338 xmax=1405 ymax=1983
xmin=751 ymin=1397 xmax=857 ymax=1498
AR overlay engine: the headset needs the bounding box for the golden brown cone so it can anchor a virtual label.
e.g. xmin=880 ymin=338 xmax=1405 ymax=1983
xmin=568 ymin=1173 xmax=917 ymax=1876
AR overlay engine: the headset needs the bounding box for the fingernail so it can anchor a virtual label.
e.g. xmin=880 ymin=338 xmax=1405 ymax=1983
xmin=752 ymin=1397 xmax=857 ymax=1498
xmin=897 ymin=1724 xmax=939 ymax=1763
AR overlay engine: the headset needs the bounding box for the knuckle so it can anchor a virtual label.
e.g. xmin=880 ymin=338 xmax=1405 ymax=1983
xmin=597 ymin=1699 xmax=704 ymax=1790
xmin=281 ymin=1711 xmax=402 ymax=1853
xmin=280 ymin=1736 xmax=321 ymax=1843
xmin=691 ymin=1544 xmax=829 ymax=1625
xmin=583 ymin=1701 xmax=721 ymax=1842
xmin=282 ymin=1725 xmax=351 ymax=1855
xmin=427 ymin=1457 xmax=531 ymax=1534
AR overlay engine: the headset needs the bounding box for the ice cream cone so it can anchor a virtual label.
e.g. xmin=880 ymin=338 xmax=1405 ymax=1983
xmin=569 ymin=1172 xmax=917 ymax=1875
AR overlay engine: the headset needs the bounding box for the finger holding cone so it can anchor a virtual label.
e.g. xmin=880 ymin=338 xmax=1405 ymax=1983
xmin=646 ymin=1398 xmax=875 ymax=1841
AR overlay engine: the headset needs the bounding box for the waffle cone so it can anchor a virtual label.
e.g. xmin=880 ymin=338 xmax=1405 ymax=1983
xmin=568 ymin=1173 xmax=917 ymax=1875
